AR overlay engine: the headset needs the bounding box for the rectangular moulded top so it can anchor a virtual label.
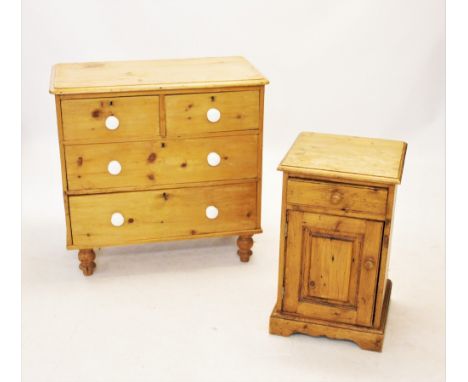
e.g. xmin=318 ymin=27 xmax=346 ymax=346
xmin=279 ymin=132 xmax=407 ymax=185
xmin=50 ymin=56 xmax=269 ymax=95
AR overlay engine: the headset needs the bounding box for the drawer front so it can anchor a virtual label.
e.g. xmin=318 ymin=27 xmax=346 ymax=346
xmin=165 ymin=90 xmax=259 ymax=136
xmin=61 ymin=96 xmax=159 ymax=142
xmin=65 ymin=135 xmax=258 ymax=191
xmin=69 ymin=183 xmax=258 ymax=247
xmin=287 ymin=180 xmax=387 ymax=220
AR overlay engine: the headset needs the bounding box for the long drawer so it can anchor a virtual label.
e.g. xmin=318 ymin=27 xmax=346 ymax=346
xmin=69 ymin=182 xmax=258 ymax=247
xmin=61 ymin=95 xmax=160 ymax=143
xmin=65 ymin=134 xmax=258 ymax=191
xmin=165 ymin=90 xmax=259 ymax=136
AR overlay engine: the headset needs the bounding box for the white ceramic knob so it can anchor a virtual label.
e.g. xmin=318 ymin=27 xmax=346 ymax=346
xmin=111 ymin=212 xmax=125 ymax=227
xmin=105 ymin=115 xmax=120 ymax=130
xmin=207 ymin=152 xmax=221 ymax=167
xmin=205 ymin=206 xmax=219 ymax=219
xmin=107 ymin=160 xmax=122 ymax=175
xmin=206 ymin=108 xmax=221 ymax=123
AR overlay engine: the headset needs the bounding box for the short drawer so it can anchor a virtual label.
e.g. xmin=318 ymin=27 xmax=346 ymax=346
xmin=165 ymin=90 xmax=259 ymax=136
xmin=287 ymin=179 xmax=388 ymax=220
xmin=69 ymin=182 xmax=258 ymax=247
xmin=65 ymin=134 xmax=258 ymax=191
xmin=61 ymin=96 xmax=159 ymax=143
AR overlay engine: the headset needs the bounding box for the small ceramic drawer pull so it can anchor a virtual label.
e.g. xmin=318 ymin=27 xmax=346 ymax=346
xmin=111 ymin=212 xmax=125 ymax=227
xmin=105 ymin=115 xmax=120 ymax=130
xmin=206 ymin=108 xmax=221 ymax=123
xmin=205 ymin=205 xmax=219 ymax=219
xmin=107 ymin=160 xmax=122 ymax=175
xmin=207 ymin=152 xmax=221 ymax=167
xmin=330 ymin=190 xmax=343 ymax=205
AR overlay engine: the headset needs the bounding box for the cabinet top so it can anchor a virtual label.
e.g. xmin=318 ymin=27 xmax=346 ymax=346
xmin=279 ymin=132 xmax=407 ymax=185
xmin=50 ymin=56 xmax=269 ymax=95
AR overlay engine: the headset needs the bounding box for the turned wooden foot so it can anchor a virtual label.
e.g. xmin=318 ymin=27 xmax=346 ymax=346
xmin=78 ymin=249 xmax=96 ymax=276
xmin=237 ymin=235 xmax=254 ymax=262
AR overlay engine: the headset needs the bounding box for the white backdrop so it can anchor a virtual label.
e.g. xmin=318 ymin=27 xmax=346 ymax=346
xmin=22 ymin=1 xmax=445 ymax=381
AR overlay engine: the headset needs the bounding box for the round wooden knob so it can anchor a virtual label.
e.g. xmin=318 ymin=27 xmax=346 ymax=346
xmin=364 ymin=258 xmax=375 ymax=270
xmin=207 ymin=152 xmax=221 ymax=167
xmin=206 ymin=108 xmax=221 ymax=123
xmin=107 ymin=160 xmax=122 ymax=175
xmin=111 ymin=212 xmax=125 ymax=227
xmin=205 ymin=205 xmax=219 ymax=219
xmin=105 ymin=115 xmax=119 ymax=130
xmin=309 ymin=280 xmax=316 ymax=289
xmin=330 ymin=191 xmax=343 ymax=205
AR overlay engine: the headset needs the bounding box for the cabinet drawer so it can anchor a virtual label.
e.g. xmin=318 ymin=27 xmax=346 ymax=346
xmin=165 ymin=90 xmax=259 ymax=136
xmin=65 ymin=134 xmax=258 ymax=191
xmin=69 ymin=182 xmax=258 ymax=247
xmin=287 ymin=180 xmax=388 ymax=220
xmin=61 ymin=96 xmax=159 ymax=143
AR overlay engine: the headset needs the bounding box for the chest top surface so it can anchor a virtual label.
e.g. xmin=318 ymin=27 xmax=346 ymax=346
xmin=279 ymin=132 xmax=407 ymax=185
xmin=50 ymin=56 xmax=269 ymax=95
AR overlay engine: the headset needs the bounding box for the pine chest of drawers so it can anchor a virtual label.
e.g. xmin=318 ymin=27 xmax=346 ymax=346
xmin=269 ymin=132 xmax=407 ymax=351
xmin=50 ymin=56 xmax=268 ymax=276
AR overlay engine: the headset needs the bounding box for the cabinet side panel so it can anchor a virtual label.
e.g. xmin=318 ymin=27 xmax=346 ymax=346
xmin=275 ymin=173 xmax=289 ymax=311
xmin=54 ymin=95 xmax=73 ymax=247
xmin=256 ymin=86 xmax=264 ymax=229
xmin=282 ymin=210 xmax=305 ymax=313
xmin=373 ymin=185 xmax=396 ymax=327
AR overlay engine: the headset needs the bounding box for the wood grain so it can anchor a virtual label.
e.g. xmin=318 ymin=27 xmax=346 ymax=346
xmin=373 ymin=185 xmax=397 ymax=327
xmin=52 ymin=57 xmax=268 ymax=273
xmin=256 ymin=87 xmax=265 ymax=228
xmin=165 ymin=90 xmax=259 ymax=136
xmin=65 ymin=135 xmax=258 ymax=191
xmin=50 ymin=56 xmax=269 ymax=95
xmin=272 ymin=132 xmax=406 ymax=349
xmin=61 ymin=95 xmax=159 ymax=143
xmin=287 ymin=179 xmax=388 ymax=221
xmin=279 ymin=132 xmax=407 ymax=185
xmin=275 ymin=173 xmax=290 ymax=310
xmin=65 ymin=178 xmax=258 ymax=196
xmin=270 ymin=280 xmax=392 ymax=352
xmin=283 ymin=211 xmax=383 ymax=326
xmin=54 ymin=95 xmax=73 ymax=246
xmin=304 ymin=233 xmax=355 ymax=303
xmin=58 ymin=85 xmax=265 ymax=100
xmin=69 ymin=183 xmax=258 ymax=247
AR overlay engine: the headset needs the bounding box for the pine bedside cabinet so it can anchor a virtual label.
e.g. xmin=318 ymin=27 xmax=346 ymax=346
xmin=269 ymin=132 xmax=407 ymax=351
xmin=49 ymin=57 xmax=269 ymax=276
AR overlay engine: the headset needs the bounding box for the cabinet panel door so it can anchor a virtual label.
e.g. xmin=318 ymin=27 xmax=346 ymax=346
xmin=283 ymin=211 xmax=383 ymax=327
